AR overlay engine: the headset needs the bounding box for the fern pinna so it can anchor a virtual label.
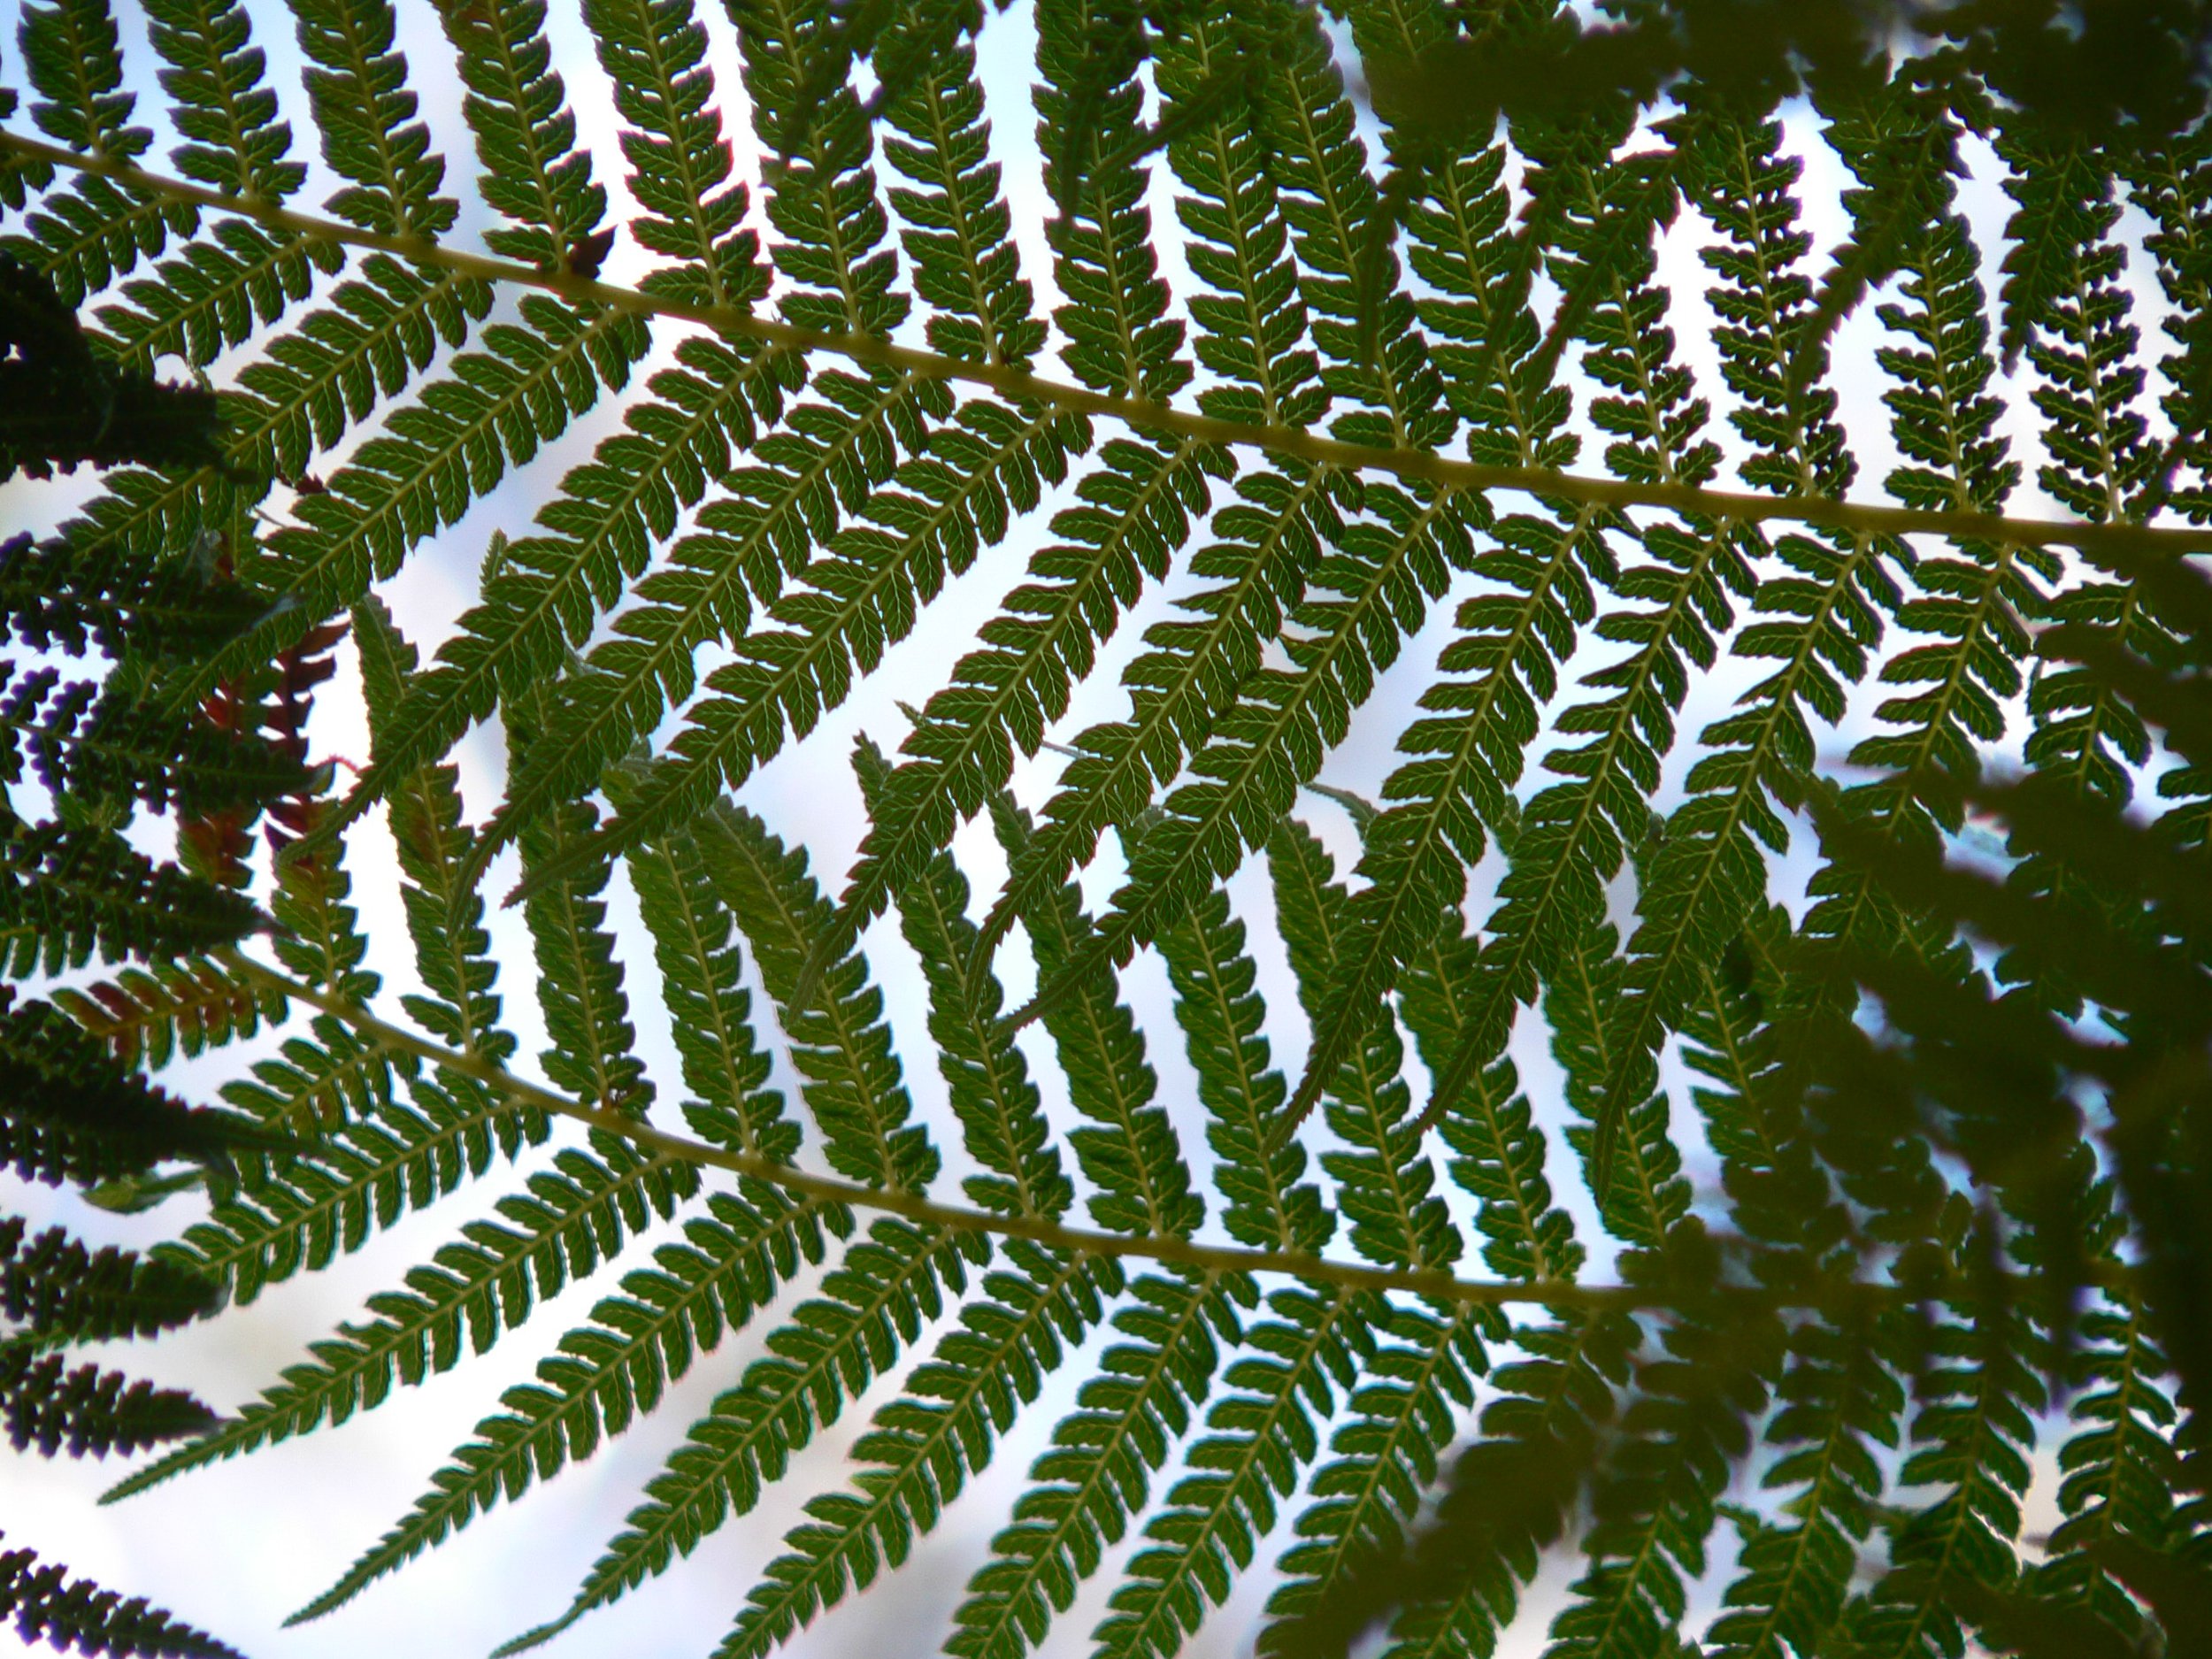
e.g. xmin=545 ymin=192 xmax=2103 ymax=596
xmin=4 ymin=0 xmax=2212 ymax=1655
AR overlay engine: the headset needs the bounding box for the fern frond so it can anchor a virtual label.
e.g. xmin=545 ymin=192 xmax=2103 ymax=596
xmin=1267 ymin=817 xmax=1454 ymax=1271
xmin=995 ymin=802 xmax=1202 ymax=1240
xmin=1156 ymin=875 xmax=1331 ymax=1255
xmin=144 ymin=0 xmax=302 ymax=200
xmin=0 ymin=990 xmax=288 ymax=1188
xmin=242 ymin=295 xmax=647 ymax=664
xmin=503 ymin=1217 xmax=979 ymax=1655
xmin=1601 ymin=103 xmax=1904 ymax=1133
xmin=0 ymin=1215 xmax=221 ymax=1341
xmin=513 ymin=764 xmax=654 ymax=1119
xmin=1 ymin=1348 xmax=218 ymax=1459
xmin=356 ymin=337 xmax=789 ymax=856
xmin=106 ymin=1135 xmax=694 ymax=1502
xmin=1094 ymin=1282 xmax=1367 ymax=1659
xmin=294 ymin=1181 xmax=838 ymax=1624
xmin=51 ymin=956 xmax=278 ymax=1072
xmin=984 ymin=461 xmax=1340 ymax=961
xmin=293 ymin=0 xmax=455 ymax=236
xmin=695 ymin=799 xmax=936 ymax=1192
xmin=827 ymin=428 xmax=1222 ymax=979
xmin=482 ymin=371 xmax=1047 ymax=878
xmin=952 ymin=1267 xmax=1246 ymax=1659
xmin=168 ymin=1036 xmax=552 ymax=1303
xmin=1853 ymin=1208 xmax=2045 ymax=1659
xmin=878 ymin=8 xmax=1042 ymax=368
xmin=0 ymin=1533 xmax=243 ymax=1659
xmin=0 ymin=823 xmax=262 ymax=976
xmin=626 ymin=815 xmax=798 ymax=1160
xmin=858 ymin=744 xmax=1069 ymax=1220
xmin=9 ymin=0 xmax=180 ymax=301
xmin=1033 ymin=473 xmax=1468 ymax=1025
xmin=718 ymin=1242 xmax=1112 ymax=1659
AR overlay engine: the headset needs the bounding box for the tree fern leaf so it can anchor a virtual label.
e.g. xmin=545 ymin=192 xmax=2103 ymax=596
xmin=2118 ymin=131 xmax=2212 ymax=524
xmin=1257 ymin=1302 xmax=1486 ymax=1655
xmin=0 ymin=1215 xmax=221 ymax=1342
xmin=1686 ymin=919 xmax=1903 ymax=1659
xmin=1368 ymin=131 xmax=1742 ymax=1152
xmin=2 ymin=1349 xmax=217 ymax=1460
xmin=478 ymin=367 xmax=1000 ymax=877
xmin=877 ymin=7 xmax=1043 ymax=369
xmin=1250 ymin=0 xmax=1449 ymax=450
xmin=51 ymin=957 xmax=280 ymax=1073
xmin=694 ymin=798 xmax=937 ymax=1192
xmin=511 ymin=732 xmax=654 ymax=1119
xmin=8 ymin=0 xmax=180 ymax=301
xmin=950 ymin=1267 xmax=1245 ymax=1659
xmin=1852 ymin=1208 xmax=2045 ymax=1659
xmin=0 ymin=990 xmax=290 ymax=1190
xmin=503 ymin=1217 xmax=979 ymax=1655
xmin=1155 ymin=876 xmax=1331 ymax=1255
xmin=1267 ymin=817 xmax=1455 ymax=1272
xmin=1547 ymin=929 xmax=1689 ymax=1249
xmin=993 ymin=801 xmax=1202 ymax=1240
xmin=856 ymin=743 xmax=1070 ymax=1221
xmin=981 ymin=461 xmax=1340 ymax=967
xmin=975 ymin=0 xmax=1360 ymax=957
xmin=1603 ymin=105 xmax=1905 ymax=1137
xmin=144 ymin=0 xmax=303 ymax=201
xmin=166 ymin=1042 xmax=557 ymax=1304
xmin=446 ymin=0 xmax=611 ymax=268
xmin=98 ymin=219 xmax=331 ymax=373
xmin=716 ymin=1242 xmax=1112 ymax=1659
xmin=242 ymin=296 xmax=648 ymax=663
xmin=0 ymin=1533 xmax=244 ymax=1659
xmin=826 ymin=431 xmax=1222 ymax=987
xmin=625 ymin=814 xmax=799 ymax=1161
xmin=346 ymin=339 xmax=793 ymax=864
xmin=292 ymin=0 xmax=456 ymax=237
xmin=734 ymin=0 xmax=907 ymax=336
xmin=0 ymin=821 xmax=263 ymax=975
xmin=103 ymin=1136 xmax=697 ymax=1502
xmin=291 ymin=1182 xmax=838 ymax=1624
xmin=1024 ymin=477 xmax=1470 ymax=1030
xmin=1093 ymin=1281 xmax=1367 ymax=1659
xmin=1033 ymin=0 xmax=1189 ymax=403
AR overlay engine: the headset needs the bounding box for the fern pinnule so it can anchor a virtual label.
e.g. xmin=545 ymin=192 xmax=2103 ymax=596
xmin=972 ymin=1279 xmax=1234 ymax=1659
xmin=0 ymin=1216 xmax=221 ymax=1342
xmin=13 ymin=0 xmax=172 ymax=301
xmin=2118 ymin=132 xmax=2212 ymax=525
xmin=1094 ymin=1280 xmax=1369 ymax=1659
xmin=1023 ymin=468 xmax=1468 ymax=1039
xmin=978 ymin=0 xmax=1363 ymax=967
xmin=1256 ymin=1302 xmax=1486 ymax=1658
xmin=979 ymin=459 xmax=1340 ymax=973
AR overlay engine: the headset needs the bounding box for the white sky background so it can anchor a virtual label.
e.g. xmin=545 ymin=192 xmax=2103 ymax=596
xmin=0 ymin=0 xmax=2185 ymax=1654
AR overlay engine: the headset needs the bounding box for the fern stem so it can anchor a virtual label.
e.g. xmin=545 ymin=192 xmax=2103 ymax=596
xmin=9 ymin=131 xmax=2207 ymax=565
xmin=223 ymin=951 xmax=2109 ymax=1319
